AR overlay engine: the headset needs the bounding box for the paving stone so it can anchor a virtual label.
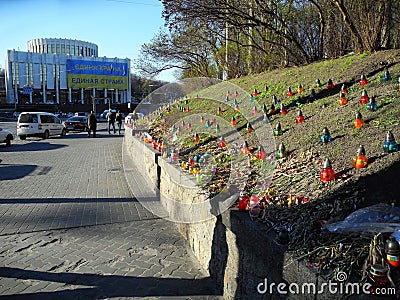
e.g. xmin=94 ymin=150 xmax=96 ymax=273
xmin=0 ymin=124 xmax=220 ymax=299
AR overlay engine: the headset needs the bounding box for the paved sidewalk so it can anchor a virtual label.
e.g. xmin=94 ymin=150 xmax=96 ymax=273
xmin=0 ymin=124 xmax=221 ymax=299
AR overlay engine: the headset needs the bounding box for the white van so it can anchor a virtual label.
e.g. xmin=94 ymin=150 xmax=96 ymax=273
xmin=17 ymin=112 xmax=67 ymax=140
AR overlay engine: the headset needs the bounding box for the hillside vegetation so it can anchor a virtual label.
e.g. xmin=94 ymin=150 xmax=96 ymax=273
xmin=142 ymin=50 xmax=400 ymax=283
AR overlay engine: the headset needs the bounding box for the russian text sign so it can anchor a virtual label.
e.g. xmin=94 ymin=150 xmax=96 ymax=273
xmin=67 ymin=59 xmax=128 ymax=90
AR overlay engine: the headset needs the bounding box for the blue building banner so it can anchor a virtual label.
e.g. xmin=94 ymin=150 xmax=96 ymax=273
xmin=67 ymin=59 xmax=128 ymax=89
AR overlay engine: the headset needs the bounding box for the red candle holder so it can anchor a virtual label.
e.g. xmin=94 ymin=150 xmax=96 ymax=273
xmin=235 ymin=90 xmax=239 ymax=98
xmin=296 ymin=110 xmax=304 ymax=124
xmin=194 ymin=133 xmax=199 ymax=143
xmin=252 ymin=88 xmax=259 ymax=97
xmin=219 ymin=137 xmax=227 ymax=148
xmin=360 ymin=74 xmax=368 ymax=86
xmin=286 ymin=87 xmax=293 ymax=97
xmin=280 ymin=104 xmax=288 ymax=115
xmin=320 ymin=158 xmax=335 ymax=182
xmin=252 ymin=106 xmax=258 ymax=115
xmin=354 ymin=112 xmax=364 ymax=128
xmin=257 ymin=145 xmax=267 ymax=160
xmin=327 ymin=79 xmax=334 ymax=89
xmin=360 ymin=89 xmax=369 ymax=104
xmin=238 ymin=192 xmax=249 ymax=211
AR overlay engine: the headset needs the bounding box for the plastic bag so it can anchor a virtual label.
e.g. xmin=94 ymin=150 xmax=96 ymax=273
xmin=326 ymin=203 xmax=400 ymax=233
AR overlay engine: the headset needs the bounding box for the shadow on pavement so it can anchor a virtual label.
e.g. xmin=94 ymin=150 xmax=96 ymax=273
xmin=0 ymin=142 xmax=67 ymax=152
xmin=0 ymin=197 xmax=136 ymax=204
xmin=0 ymin=267 xmax=220 ymax=299
xmin=0 ymin=164 xmax=37 ymax=180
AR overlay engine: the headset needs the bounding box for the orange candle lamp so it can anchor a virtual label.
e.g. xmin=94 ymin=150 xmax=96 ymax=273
xmin=194 ymin=132 xmax=199 ymax=143
xmin=320 ymin=158 xmax=335 ymax=182
xmin=354 ymin=112 xmax=364 ymax=128
xmin=201 ymin=116 xmax=205 ymax=124
xmin=396 ymin=77 xmax=400 ymax=90
xmin=352 ymin=145 xmax=368 ymax=169
xmin=280 ymin=104 xmax=288 ymax=115
xmin=217 ymin=107 xmax=222 ymax=115
xmin=246 ymin=122 xmax=253 ymax=133
xmin=297 ymin=84 xmax=303 ymax=94
xmin=242 ymin=141 xmax=251 ymax=155
xmin=296 ymin=110 xmax=304 ymax=124
xmin=360 ymin=89 xmax=369 ymax=104
xmin=252 ymin=88 xmax=259 ymax=97
xmin=187 ymin=123 xmax=192 ymax=130
xmin=234 ymin=103 xmax=240 ymax=112
xmin=338 ymin=92 xmax=347 ymax=106
xmin=231 ymin=116 xmax=237 ymax=126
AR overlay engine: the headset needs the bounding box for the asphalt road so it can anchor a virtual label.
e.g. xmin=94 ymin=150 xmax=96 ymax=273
xmin=0 ymin=122 xmax=220 ymax=299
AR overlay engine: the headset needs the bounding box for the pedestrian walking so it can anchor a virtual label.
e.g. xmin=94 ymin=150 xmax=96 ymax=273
xmin=87 ymin=111 xmax=97 ymax=138
xmin=106 ymin=109 xmax=116 ymax=134
xmin=116 ymin=111 xmax=123 ymax=134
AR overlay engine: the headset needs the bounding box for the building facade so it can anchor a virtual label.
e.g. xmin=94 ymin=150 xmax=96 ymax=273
xmin=5 ymin=38 xmax=131 ymax=105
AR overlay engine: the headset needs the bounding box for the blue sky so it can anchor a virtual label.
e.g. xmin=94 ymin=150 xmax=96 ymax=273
xmin=0 ymin=0 xmax=175 ymax=82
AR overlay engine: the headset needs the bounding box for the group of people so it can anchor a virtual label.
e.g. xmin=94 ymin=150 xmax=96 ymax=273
xmin=87 ymin=110 xmax=123 ymax=138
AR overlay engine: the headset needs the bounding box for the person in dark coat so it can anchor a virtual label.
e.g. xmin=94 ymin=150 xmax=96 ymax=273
xmin=87 ymin=111 xmax=97 ymax=138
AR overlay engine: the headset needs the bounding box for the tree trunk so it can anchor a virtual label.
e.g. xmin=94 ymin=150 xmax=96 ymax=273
xmin=330 ymin=0 xmax=365 ymax=53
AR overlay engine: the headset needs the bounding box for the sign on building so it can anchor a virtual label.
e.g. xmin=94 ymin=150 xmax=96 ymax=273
xmin=66 ymin=59 xmax=128 ymax=90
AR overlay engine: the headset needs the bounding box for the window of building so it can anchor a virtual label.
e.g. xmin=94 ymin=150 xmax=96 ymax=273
xmin=61 ymin=44 xmax=65 ymax=54
xmin=66 ymin=45 xmax=70 ymax=54
xmin=51 ymin=44 xmax=55 ymax=54
xmin=29 ymin=63 xmax=33 ymax=86
xmin=43 ymin=64 xmax=47 ymax=83
xmin=56 ymin=44 xmax=60 ymax=54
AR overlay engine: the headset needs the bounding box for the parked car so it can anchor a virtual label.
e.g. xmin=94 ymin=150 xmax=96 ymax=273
xmin=0 ymin=127 xmax=14 ymax=146
xmin=63 ymin=116 xmax=88 ymax=132
xmin=100 ymin=109 xmax=117 ymax=119
xmin=124 ymin=112 xmax=145 ymax=126
xmin=17 ymin=112 xmax=67 ymax=140
xmin=74 ymin=112 xmax=88 ymax=117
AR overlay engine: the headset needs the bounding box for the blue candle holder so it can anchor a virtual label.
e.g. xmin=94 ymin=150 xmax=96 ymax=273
xmin=367 ymin=96 xmax=378 ymax=112
xmin=321 ymin=127 xmax=332 ymax=144
xmin=383 ymin=131 xmax=399 ymax=153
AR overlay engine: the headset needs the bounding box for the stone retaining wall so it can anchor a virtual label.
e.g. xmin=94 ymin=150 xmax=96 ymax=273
xmin=124 ymin=127 xmax=329 ymax=300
